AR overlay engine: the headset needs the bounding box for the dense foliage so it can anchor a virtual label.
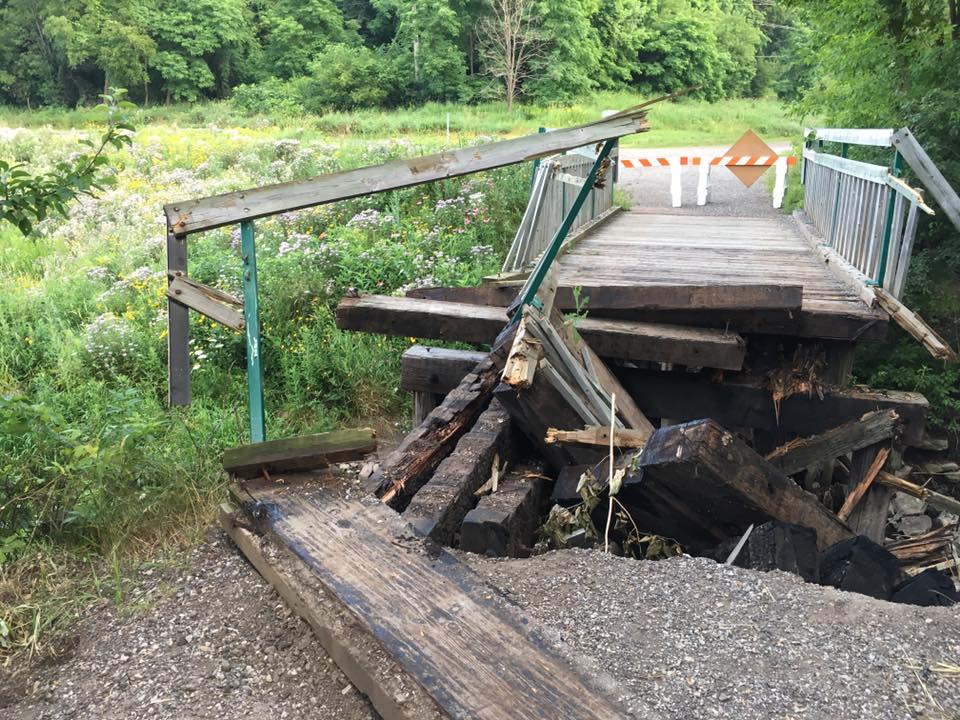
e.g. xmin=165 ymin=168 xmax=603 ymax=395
xmin=0 ymin=124 xmax=527 ymax=570
xmin=787 ymin=0 xmax=960 ymax=430
xmin=0 ymin=0 xmax=774 ymax=110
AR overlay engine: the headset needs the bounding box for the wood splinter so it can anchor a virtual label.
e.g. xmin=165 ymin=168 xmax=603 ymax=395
xmin=545 ymin=425 xmax=651 ymax=449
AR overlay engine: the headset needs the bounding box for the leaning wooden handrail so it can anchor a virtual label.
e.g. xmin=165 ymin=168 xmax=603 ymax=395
xmin=164 ymin=112 xmax=649 ymax=236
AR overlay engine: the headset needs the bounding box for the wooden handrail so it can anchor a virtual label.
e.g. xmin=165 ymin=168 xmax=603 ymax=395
xmin=164 ymin=112 xmax=649 ymax=236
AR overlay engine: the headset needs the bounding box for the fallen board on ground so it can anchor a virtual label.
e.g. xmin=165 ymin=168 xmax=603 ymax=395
xmin=408 ymin=283 xmax=804 ymax=312
xmin=337 ymin=295 xmax=747 ymax=370
xmin=400 ymin=346 xmax=928 ymax=445
xmin=222 ymin=428 xmax=377 ymax=478
xmin=623 ymin=419 xmax=854 ymax=552
xmin=230 ymin=474 xmax=655 ymax=720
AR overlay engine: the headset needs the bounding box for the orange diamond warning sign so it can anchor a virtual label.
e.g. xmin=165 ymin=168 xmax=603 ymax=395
xmin=724 ymin=130 xmax=777 ymax=188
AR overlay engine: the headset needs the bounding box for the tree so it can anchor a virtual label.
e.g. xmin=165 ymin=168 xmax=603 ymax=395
xmin=526 ymin=0 xmax=601 ymax=102
xmin=260 ymin=0 xmax=360 ymax=79
xmin=476 ymin=0 xmax=540 ymax=110
xmin=145 ymin=0 xmax=255 ymax=102
xmin=0 ymin=89 xmax=134 ymax=235
xmin=388 ymin=0 xmax=467 ymax=101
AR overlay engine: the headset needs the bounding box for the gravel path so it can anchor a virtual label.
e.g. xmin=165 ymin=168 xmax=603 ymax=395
xmin=618 ymin=142 xmax=792 ymax=217
xmin=5 ymin=533 xmax=378 ymax=720
xmin=472 ymin=550 xmax=960 ymax=720
xmin=8 ymin=534 xmax=958 ymax=720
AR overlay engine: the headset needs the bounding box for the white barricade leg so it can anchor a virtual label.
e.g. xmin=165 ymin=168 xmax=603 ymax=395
xmin=670 ymin=160 xmax=682 ymax=208
xmin=773 ymin=156 xmax=788 ymax=209
xmin=697 ymin=161 xmax=710 ymax=206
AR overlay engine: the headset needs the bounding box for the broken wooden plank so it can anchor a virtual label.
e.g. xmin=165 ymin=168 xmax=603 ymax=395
xmin=167 ymin=274 xmax=246 ymax=331
xmin=874 ymin=288 xmax=957 ymax=361
xmin=838 ymin=447 xmax=890 ymax=521
xmin=495 ymin=373 xmax=605 ymax=472
xmin=842 ymin=445 xmax=892 ymax=543
xmin=460 ymin=467 xmax=546 ymax=557
xmin=501 ymin=309 xmax=543 ymax=389
xmin=373 ymin=325 xmax=517 ymax=503
xmin=402 ymin=399 xmax=513 ymax=545
xmin=545 ymin=425 xmax=651 ymax=449
xmin=410 ymin=283 xmax=804 ymax=312
xmin=339 ymin=295 xmax=746 ymax=370
xmin=878 ymin=471 xmax=960 ymax=516
xmin=622 ymin=419 xmax=854 ymax=552
xmin=402 ymin=346 xmax=929 ymax=445
xmin=231 ymin=475 xmax=653 ymax=720
xmin=222 ymin=428 xmax=377 ymax=478
xmin=765 ymin=410 xmax=900 ymax=475
xmin=166 ymin=113 xmax=650 ymax=235
xmin=219 ymin=505 xmax=446 ymax=720
xmin=892 ymin=127 xmax=960 ymax=235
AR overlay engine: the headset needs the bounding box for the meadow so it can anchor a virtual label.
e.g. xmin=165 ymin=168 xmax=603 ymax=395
xmin=0 ymin=94 xmax=808 ymax=654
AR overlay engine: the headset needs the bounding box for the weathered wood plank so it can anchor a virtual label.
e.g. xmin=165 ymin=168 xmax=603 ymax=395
xmin=167 ymin=274 xmax=245 ymax=331
xmin=219 ymin=506 xmax=446 ymax=720
xmin=165 ymin=113 xmax=650 ymax=235
xmin=372 ymin=329 xmax=515 ymax=504
xmin=233 ymin=476 xmax=653 ymax=720
xmin=166 ymin=231 xmax=190 ymax=406
xmin=222 ymin=428 xmax=377 ymax=478
xmin=411 ymin=283 xmax=804 ymax=312
xmin=892 ymin=127 xmax=960 ymax=235
xmin=843 ymin=445 xmax=892 ymax=543
xmin=614 ymin=368 xmax=928 ymax=445
xmin=874 ymin=288 xmax=957 ymax=361
xmin=401 ymin=346 xmax=487 ymax=395
xmin=402 ymin=399 xmax=513 ymax=544
xmin=337 ymin=295 xmax=746 ymax=370
xmin=765 ymin=410 xmax=900 ymax=476
xmin=460 ymin=468 xmax=546 ymax=557
xmin=623 ymin=420 xmax=854 ymax=552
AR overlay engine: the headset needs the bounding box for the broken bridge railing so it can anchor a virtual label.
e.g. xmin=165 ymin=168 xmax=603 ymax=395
xmin=501 ymin=140 xmax=618 ymax=273
xmin=161 ymin=111 xmax=649 ymax=443
xmin=801 ymin=127 xmax=960 ymax=299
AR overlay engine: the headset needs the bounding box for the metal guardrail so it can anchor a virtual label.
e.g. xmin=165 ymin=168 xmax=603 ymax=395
xmin=801 ymin=129 xmax=934 ymax=299
xmin=502 ymin=145 xmax=617 ymax=273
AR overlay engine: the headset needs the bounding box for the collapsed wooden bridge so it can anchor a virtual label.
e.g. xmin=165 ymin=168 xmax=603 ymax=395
xmin=164 ymin=110 xmax=960 ymax=718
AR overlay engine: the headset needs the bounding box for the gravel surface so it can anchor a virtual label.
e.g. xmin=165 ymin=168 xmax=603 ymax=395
xmin=5 ymin=532 xmax=378 ymax=720
xmin=471 ymin=549 xmax=960 ymax=720
xmin=618 ymin=142 xmax=792 ymax=217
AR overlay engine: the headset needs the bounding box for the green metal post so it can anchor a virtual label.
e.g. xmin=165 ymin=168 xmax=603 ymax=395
xmin=827 ymin=142 xmax=848 ymax=246
xmin=240 ymin=220 xmax=266 ymax=443
xmin=510 ymin=139 xmax=616 ymax=322
xmin=873 ymin=150 xmax=903 ymax=287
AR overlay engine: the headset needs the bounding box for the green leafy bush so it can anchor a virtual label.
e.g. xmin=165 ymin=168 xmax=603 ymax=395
xmin=231 ymin=78 xmax=304 ymax=116
xmin=298 ymin=45 xmax=392 ymax=112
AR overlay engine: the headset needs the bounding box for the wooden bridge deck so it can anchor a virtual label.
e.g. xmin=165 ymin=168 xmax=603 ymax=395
xmin=554 ymin=210 xmax=887 ymax=341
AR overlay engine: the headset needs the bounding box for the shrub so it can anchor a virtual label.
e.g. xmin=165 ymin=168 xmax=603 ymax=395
xmin=298 ymin=45 xmax=391 ymax=112
xmin=231 ymin=78 xmax=304 ymax=116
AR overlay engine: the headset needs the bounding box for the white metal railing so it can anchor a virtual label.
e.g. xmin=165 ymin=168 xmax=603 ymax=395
xmin=801 ymin=128 xmax=935 ymax=298
xmin=502 ymin=145 xmax=617 ymax=272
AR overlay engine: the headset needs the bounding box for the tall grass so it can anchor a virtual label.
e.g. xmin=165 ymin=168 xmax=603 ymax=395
xmin=0 ymin=94 xmax=812 ymax=148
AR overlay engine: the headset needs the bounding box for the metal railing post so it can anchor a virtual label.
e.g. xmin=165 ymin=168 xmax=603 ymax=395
xmin=241 ymin=220 xmax=266 ymax=443
xmin=510 ymin=139 xmax=616 ymax=321
xmin=874 ymin=150 xmax=903 ymax=286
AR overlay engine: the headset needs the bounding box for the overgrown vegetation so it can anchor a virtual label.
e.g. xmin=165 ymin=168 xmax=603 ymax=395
xmin=0 ymin=0 xmax=788 ymax=110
